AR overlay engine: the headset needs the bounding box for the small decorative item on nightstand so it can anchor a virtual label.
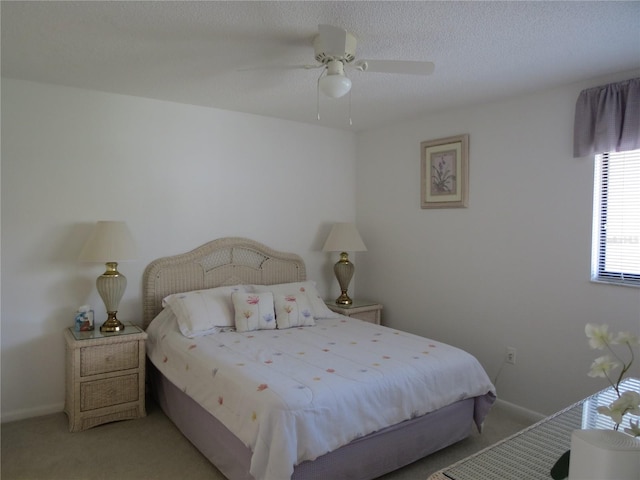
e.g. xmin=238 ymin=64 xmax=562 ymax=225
xmin=74 ymin=305 xmax=94 ymax=331
xmin=64 ymin=323 xmax=147 ymax=432
xmin=325 ymin=299 xmax=383 ymax=325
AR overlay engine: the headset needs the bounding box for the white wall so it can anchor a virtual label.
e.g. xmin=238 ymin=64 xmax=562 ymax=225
xmin=1 ymin=79 xmax=357 ymax=421
xmin=355 ymin=69 xmax=640 ymax=415
xmin=3 ymin=70 xmax=640 ymax=422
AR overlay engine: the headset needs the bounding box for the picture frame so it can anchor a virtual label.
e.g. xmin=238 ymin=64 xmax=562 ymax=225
xmin=420 ymin=134 xmax=469 ymax=209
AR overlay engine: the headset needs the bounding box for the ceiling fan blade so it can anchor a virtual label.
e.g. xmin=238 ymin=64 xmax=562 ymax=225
xmin=355 ymin=60 xmax=435 ymax=75
xmin=238 ymin=63 xmax=322 ymax=72
xmin=317 ymin=24 xmax=349 ymax=58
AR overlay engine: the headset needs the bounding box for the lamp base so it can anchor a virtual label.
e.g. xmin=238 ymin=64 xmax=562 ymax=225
xmin=100 ymin=312 xmax=125 ymax=333
xmin=335 ymin=291 xmax=353 ymax=305
xmin=96 ymin=263 xmax=127 ymax=333
xmin=334 ymin=253 xmax=355 ymax=305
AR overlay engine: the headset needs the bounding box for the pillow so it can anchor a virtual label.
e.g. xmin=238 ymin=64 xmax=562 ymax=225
xmin=231 ymin=292 xmax=276 ymax=332
xmin=273 ymin=293 xmax=315 ymax=329
xmin=253 ymin=281 xmax=340 ymax=319
xmin=147 ymin=304 xmax=178 ymax=332
xmin=163 ymin=285 xmax=251 ymax=338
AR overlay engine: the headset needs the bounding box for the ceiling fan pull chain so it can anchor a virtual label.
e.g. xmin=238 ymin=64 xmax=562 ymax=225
xmin=316 ymin=69 xmax=325 ymax=121
xmin=348 ymin=89 xmax=353 ymax=126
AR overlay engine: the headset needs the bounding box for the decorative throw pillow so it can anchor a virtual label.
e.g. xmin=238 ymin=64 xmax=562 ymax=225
xmin=163 ymin=285 xmax=251 ymax=338
xmin=252 ymin=281 xmax=340 ymax=319
xmin=231 ymin=292 xmax=276 ymax=332
xmin=273 ymin=293 xmax=315 ymax=329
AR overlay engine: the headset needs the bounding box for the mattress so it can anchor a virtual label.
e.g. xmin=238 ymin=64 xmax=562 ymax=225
xmin=147 ymin=309 xmax=496 ymax=480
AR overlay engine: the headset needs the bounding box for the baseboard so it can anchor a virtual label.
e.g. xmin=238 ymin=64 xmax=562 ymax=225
xmin=1 ymin=402 xmax=65 ymax=423
xmin=494 ymin=398 xmax=545 ymax=424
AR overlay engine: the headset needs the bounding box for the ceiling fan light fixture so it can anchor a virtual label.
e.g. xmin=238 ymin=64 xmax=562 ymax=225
xmin=319 ymin=74 xmax=352 ymax=98
xmin=319 ymin=59 xmax=351 ymax=98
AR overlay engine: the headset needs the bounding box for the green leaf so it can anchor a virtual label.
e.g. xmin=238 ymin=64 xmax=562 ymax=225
xmin=550 ymin=449 xmax=571 ymax=480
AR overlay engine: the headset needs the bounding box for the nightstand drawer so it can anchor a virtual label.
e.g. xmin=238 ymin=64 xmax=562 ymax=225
xmin=80 ymin=342 xmax=139 ymax=376
xmin=80 ymin=374 xmax=139 ymax=411
xmin=351 ymin=310 xmax=379 ymax=323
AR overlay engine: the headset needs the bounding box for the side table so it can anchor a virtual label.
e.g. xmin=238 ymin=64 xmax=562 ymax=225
xmin=325 ymin=299 xmax=383 ymax=324
xmin=64 ymin=323 xmax=147 ymax=432
xmin=428 ymin=377 xmax=640 ymax=480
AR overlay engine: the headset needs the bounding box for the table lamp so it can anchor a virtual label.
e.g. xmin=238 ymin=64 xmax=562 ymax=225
xmin=322 ymin=222 xmax=367 ymax=305
xmin=78 ymin=221 xmax=137 ymax=332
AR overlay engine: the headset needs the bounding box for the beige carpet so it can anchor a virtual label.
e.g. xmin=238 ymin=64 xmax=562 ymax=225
xmin=1 ymin=401 xmax=533 ymax=480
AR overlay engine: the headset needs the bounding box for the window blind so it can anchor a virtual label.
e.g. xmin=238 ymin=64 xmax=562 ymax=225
xmin=592 ymin=149 xmax=640 ymax=286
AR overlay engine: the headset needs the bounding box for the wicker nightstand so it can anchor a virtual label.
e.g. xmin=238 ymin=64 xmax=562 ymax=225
xmin=64 ymin=323 xmax=147 ymax=432
xmin=325 ymin=300 xmax=383 ymax=325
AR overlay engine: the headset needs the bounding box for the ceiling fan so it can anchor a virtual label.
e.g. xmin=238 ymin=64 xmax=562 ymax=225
xmin=242 ymin=24 xmax=434 ymax=124
xmin=302 ymin=24 xmax=435 ymax=99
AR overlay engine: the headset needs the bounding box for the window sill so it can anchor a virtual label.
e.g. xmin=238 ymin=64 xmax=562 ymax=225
xmin=590 ymin=278 xmax=640 ymax=289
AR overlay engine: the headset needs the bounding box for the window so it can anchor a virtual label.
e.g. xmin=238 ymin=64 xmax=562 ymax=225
xmin=591 ymin=149 xmax=640 ymax=287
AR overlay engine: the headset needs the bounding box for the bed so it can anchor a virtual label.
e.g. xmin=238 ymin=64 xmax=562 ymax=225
xmin=143 ymin=237 xmax=496 ymax=480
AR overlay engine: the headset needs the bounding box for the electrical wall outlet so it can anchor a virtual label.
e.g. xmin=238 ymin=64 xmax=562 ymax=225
xmin=506 ymin=347 xmax=517 ymax=365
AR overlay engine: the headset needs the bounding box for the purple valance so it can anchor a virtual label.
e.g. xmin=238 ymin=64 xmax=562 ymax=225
xmin=573 ymin=78 xmax=640 ymax=158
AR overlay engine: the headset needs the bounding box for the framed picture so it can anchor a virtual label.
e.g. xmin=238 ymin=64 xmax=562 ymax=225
xmin=420 ymin=134 xmax=469 ymax=209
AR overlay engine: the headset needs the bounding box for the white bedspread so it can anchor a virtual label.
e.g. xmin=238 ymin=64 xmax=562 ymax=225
xmin=147 ymin=310 xmax=495 ymax=480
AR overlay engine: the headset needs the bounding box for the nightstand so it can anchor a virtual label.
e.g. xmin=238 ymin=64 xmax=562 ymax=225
xmin=64 ymin=323 xmax=147 ymax=432
xmin=325 ymin=300 xmax=383 ymax=325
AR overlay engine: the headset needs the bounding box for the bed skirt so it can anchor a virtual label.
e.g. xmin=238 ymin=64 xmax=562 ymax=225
xmin=150 ymin=363 xmax=491 ymax=480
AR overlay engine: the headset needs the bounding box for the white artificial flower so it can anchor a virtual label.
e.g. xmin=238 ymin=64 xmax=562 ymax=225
xmin=614 ymin=331 xmax=639 ymax=347
xmin=597 ymin=391 xmax=640 ymax=424
xmin=588 ymin=355 xmax=619 ymax=378
xmin=615 ymin=391 xmax=640 ymax=416
xmin=624 ymin=419 xmax=640 ymax=437
xmin=585 ymin=323 xmax=613 ymax=350
xmin=597 ymin=405 xmax=621 ymax=424
xmin=585 ymin=322 xmax=639 ymax=433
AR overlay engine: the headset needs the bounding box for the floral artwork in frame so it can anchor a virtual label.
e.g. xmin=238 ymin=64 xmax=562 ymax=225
xmin=420 ymin=134 xmax=469 ymax=208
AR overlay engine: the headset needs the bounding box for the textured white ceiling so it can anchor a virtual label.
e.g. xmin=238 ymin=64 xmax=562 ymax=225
xmin=2 ymin=1 xmax=639 ymax=132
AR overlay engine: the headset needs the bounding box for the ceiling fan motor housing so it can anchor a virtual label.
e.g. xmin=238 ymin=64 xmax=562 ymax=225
xmin=314 ymin=31 xmax=357 ymax=64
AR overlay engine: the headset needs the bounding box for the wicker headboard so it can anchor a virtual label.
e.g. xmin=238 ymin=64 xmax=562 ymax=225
xmin=142 ymin=237 xmax=306 ymax=329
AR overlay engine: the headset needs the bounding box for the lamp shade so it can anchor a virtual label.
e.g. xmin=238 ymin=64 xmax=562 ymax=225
xmin=79 ymin=221 xmax=137 ymax=262
xmin=322 ymin=223 xmax=367 ymax=252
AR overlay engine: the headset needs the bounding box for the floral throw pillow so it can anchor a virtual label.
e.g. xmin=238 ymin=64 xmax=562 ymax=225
xmin=252 ymin=281 xmax=340 ymax=319
xmin=274 ymin=294 xmax=315 ymax=329
xmin=231 ymin=292 xmax=276 ymax=332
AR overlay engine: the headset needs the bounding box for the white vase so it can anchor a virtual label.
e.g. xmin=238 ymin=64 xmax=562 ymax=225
xmin=568 ymin=429 xmax=640 ymax=480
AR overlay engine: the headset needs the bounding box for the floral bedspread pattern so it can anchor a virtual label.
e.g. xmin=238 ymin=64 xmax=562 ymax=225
xmin=147 ymin=311 xmax=496 ymax=480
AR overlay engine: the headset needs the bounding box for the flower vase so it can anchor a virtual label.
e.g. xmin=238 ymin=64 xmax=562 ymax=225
xmin=568 ymin=429 xmax=640 ymax=480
